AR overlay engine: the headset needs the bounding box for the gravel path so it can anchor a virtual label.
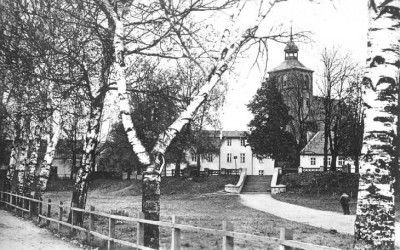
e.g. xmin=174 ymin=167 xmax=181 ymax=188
xmin=0 ymin=210 xmax=83 ymax=250
xmin=240 ymin=193 xmax=399 ymax=246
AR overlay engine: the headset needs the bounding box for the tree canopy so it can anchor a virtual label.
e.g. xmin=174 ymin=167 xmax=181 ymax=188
xmin=247 ymin=80 xmax=296 ymax=163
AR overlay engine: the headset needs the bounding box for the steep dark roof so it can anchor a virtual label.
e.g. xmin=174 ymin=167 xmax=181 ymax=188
xmin=269 ymin=59 xmax=313 ymax=73
xmin=201 ymin=130 xmax=248 ymax=138
xmin=222 ymin=131 xmax=247 ymax=138
xmin=301 ymin=131 xmax=326 ymax=155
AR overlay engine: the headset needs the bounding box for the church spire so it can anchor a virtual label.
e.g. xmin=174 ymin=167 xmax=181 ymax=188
xmin=290 ymin=21 xmax=293 ymax=41
xmin=284 ymin=22 xmax=298 ymax=60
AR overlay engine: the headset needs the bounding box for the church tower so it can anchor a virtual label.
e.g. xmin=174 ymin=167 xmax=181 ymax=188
xmin=268 ymin=28 xmax=313 ymax=116
xmin=267 ymin=28 xmax=315 ymax=161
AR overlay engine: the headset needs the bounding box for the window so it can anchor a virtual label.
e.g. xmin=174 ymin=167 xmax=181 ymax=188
xmin=259 ymin=170 xmax=264 ymax=175
xmin=240 ymin=153 xmax=245 ymax=163
xmin=191 ymin=154 xmax=197 ymax=162
xmin=240 ymin=138 xmax=246 ymax=146
xmin=311 ymin=157 xmax=316 ymax=165
xmin=306 ymin=98 xmax=310 ymax=107
xmin=227 ymin=139 xmax=232 ymax=146
xmin=259 ymin=159 xmax=264 ymax=163
xmin=338 ymin=157 xmax=344 ymax=166
xmin=305 ymin=75 xmax=310 ymax=89
xmin=283 ymin=75 xmax=287 ymax=87
xmin=328 ymin=157 xmax=331 ymax=165
xmin=205 ymin=153 xmax=213 ymax=162
xmin=227 ymin=153 xmax=232 ymax=163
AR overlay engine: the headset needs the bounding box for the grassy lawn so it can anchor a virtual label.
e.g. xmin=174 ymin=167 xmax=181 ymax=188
xmin=272 ymin=192 xmax=358 ymax=215
xmin=273 ymin=192 xmax=400 ymax=224
xmin=40 ymin=177 xmax=355 ymax=250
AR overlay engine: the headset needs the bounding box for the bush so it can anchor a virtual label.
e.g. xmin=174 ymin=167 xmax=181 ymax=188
xmin=280 ymin=172 xmax=359 ymax=195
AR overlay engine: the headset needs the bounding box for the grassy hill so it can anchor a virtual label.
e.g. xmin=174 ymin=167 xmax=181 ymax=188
xmin=47 ymin=175 xmax=240 ymax=195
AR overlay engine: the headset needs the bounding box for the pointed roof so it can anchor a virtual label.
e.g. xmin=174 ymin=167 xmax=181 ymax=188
xmin=301 ymin=131 xmax=327 ymax=155
xmin=268 ymin=25 xmax=313 ymax=73
xmin=284 ymin=25 xmax=298 ymax=53
xmin=269 ymin=59 xmax=313 ymax=73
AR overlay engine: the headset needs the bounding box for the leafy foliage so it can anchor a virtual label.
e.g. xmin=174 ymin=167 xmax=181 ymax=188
xmin=281 ymin=172 xmax=359 ymax=194
xmin=247 ymin=80 xmax=296 ymax=162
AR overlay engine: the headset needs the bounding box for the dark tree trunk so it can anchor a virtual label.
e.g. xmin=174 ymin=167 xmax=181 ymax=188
xmin=330 ymin=153 xmax=337 ymax=172
xmin=70 ymin=103 xmax=103 ymax=225
xmin=174 ymin=158 xmax=181 ymax=177
xmin=323 ymin=125 xmax=329 ymax=172
xmin=142 ymin=158 xmax=162 ymax=249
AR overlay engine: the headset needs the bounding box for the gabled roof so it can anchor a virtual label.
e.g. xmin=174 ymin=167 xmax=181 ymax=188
xmin=201 ymin=130 xmax=248 ymax=139
xmin=269 ymin=59 xmax=313 ymax=73
xmin=301 ymin=131 xmax=329 ymax=155
xmin=221 ymin=131 xmax=247 ymax=138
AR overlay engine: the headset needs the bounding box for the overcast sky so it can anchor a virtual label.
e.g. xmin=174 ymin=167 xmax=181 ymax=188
xmin=219 ymin=0 xmax=368 ymax=131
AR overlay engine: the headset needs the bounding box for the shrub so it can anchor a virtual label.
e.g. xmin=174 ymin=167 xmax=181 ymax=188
xmin=280 ymin=172 xmax=359 ymax=195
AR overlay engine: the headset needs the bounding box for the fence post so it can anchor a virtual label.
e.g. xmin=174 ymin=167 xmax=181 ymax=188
xmin=58 ymin=201 xmax=63 ymax=233
xmin=137 ymin=212 xmax=144 ymax=249
xmin=222 ymin=221 xmax=234 ymax=250
xmin=22 ymin=194 xmax=26 ymax=216
xmin=29 ymin=198 xmax=33 ymax=219
xmin=87 ymin=205 xmax=95 ymax=244
xmin=0 ymin=192 xmax=3 ymax=207
xmin=12 ymin=192 xmax=16 ymax=211
xmin=38 ymin=197 xmax=43 ymax=224
xmin=8 ymin=192 xmax=11 ymax=210
xmin=108 ymin=209 xmax=116 ymax=250
xmin=46 ymin=199 xmax=51 ymax=226
xmin=279 ymin=227 xmax=293 ymax=250
xmin=171 ymin=215 xmax=181 ymax=250
xmin=71 ymin=202 xmax=75 ymax=235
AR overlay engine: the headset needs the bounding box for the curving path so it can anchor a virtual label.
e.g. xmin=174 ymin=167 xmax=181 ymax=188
xmin=0 ymin=210 xmax=82 ymax=250
xmin=240 ymin=194 xmax=399 ymax=246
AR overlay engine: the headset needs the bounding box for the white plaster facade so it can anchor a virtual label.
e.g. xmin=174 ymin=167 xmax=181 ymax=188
xmin=187 ymin=131 xmax=275 ymax=176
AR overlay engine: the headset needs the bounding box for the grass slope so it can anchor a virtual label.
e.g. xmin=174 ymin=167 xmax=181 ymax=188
xmin=43 ymin=175 xmax=355 ymax=249
xmin=47 ymin=175 xmax=240 ymax=195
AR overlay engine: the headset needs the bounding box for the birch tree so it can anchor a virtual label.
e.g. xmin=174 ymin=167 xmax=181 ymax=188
xmin=98 ymin=0 xmax=289 ymax=247
xmin=354 ymin=0 xmax=399 ymax=248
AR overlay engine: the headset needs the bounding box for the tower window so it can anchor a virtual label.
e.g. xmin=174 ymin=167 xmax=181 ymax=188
xmin=283 ymin=75 xmax=287 ymax=87
xmin=305 ymin=75 xmax=310 ymax=89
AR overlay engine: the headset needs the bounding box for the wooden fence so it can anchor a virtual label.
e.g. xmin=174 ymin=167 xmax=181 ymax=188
xmin=166 ymin=168 xmax=241 ymax=177
xmin=0 ymin=191 xmax=341 ymax=250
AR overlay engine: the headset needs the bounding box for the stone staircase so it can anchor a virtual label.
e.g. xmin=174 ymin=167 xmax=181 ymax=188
xmin=240 ymin=175 xmax=273 ymax=193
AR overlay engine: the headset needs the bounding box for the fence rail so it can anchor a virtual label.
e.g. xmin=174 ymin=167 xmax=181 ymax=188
xmin=0 ymin=191 xmax=340 ymax=250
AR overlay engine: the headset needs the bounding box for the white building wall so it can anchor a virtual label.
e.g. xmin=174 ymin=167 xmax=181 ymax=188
xmin=220 ymin=137 xmax=252 ymax=170
xmin=53 ymin=159 xmax=71 ymax=177
xmin=300 ymin=155 xmax=348 ymax=170
xmin=186 ymin=137 xmax=275 ymax=175
xmin=252 ymin=157 xmax=275 ymax=175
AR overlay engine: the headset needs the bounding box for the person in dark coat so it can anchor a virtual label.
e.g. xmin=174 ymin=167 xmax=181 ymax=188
xmin=340 ymin=192 xmax=350 ymax=215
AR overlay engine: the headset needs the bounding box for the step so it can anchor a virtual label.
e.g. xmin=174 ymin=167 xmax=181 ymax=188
xmin=240 ymin=175 xmax=273 ymax=193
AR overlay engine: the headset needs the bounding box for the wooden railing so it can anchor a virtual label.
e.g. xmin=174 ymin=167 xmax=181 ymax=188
xmin=0 ymin=191 xmax=341 ymax=250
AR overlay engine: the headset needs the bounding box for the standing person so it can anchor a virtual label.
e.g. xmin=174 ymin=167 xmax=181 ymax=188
xmin=340 ymin=192 xmax=350 ymax=215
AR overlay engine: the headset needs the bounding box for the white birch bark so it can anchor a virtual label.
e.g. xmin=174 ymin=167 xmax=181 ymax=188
xmin=6 ymin=140 xmax=19 ymax=191
xmin=25 ymin=124 xmax=41 ymax=196
xmin=35 ymin=112 xmax=62 ymax=197
xmin=16 ymin=119 xmax=30 ymax=195
xmin=71 ymin=105 xmax=103 ymax=209
xmin=102 ymin=1 xmax=282 ymax=247
xmin=354 ymin=0 xmax=400 ymax=248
